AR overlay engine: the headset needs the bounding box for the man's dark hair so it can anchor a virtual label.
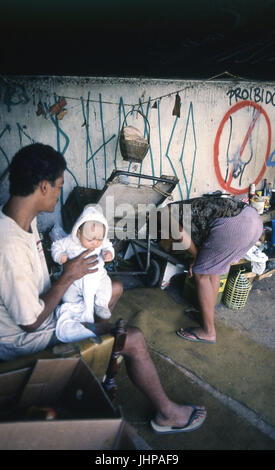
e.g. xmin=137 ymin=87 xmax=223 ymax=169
xmin=9 ymin=143 xmax=67 ymax=196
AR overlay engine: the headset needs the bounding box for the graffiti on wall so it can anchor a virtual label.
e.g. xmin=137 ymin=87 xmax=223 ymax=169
xmin=0 ymin=124 xmax=11 ymax=183
xmin=225 ymin=85 xmax=275 ymax=169
xmin=0 ymin=124 xmax=11 ymax=168
xmin=267 ymin=150 xmax=275 ymax=167
xmin=215 ymin=96 xmax=274 ymax=194
xmin=0 ymin=77 xmax=274 ymax=206
xmin=0 ymin=85 xmax=200 ymax=202
xmin=227 ymin=86 xmax=275 ymax=107
xmin=78 ymin=94 xmax=198 ymax=201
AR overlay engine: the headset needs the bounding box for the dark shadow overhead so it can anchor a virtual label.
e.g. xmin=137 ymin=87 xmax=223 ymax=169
xmin=1 ymin=0 xmax=275 ymax=80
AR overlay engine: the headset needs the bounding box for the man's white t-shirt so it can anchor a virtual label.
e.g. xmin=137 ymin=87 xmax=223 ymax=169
xmin=0 ymin=208 xmax=56 ymax=360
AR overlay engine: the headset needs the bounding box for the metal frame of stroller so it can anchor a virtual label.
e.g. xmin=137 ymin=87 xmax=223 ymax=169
xmin=62 ymin=170 xmax=179 ymax=282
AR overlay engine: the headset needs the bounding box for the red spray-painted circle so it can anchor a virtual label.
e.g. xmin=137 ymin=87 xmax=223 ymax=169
xmin=214 ymin=100 xmax=271 ymax=195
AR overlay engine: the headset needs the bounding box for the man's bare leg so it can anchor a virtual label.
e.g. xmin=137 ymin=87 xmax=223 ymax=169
xmin=94 ymin=278 xmax=206 ymax=428
xmin=122 ymin=326 xmax=206 ymax=427
xmin=95 ymin=320 xmax=206 ymax=428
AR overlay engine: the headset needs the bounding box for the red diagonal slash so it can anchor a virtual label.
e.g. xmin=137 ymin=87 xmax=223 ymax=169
xmin=214 ymin=100 xmax=271 ymax=195
xmin=227 ymin=108 xmax=261 ymax=187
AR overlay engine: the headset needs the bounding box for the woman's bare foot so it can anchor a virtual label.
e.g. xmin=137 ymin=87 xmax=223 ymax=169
xmin=177 ymin=327 xmax=216 ymax=343
xmin=153 ymin=403 xmax=207 ymax=431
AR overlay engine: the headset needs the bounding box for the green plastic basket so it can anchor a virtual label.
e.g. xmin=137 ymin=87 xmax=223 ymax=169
xmin=223 ymin=269 xmax=252 ymax=310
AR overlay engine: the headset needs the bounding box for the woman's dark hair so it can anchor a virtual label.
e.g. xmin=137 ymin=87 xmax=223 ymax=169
xmin=9 ymin=143 xmax=67 ymax=196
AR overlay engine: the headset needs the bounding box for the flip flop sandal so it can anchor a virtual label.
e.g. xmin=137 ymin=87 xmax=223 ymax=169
xmin=176 ymin=327 xmax=216 ymax=344
xmin=150 ymin=405 xmax=207 ymax=435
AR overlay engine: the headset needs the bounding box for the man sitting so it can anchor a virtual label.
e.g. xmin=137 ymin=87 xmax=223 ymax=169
xmin=0 ymin=143 xmax=206 ymax=435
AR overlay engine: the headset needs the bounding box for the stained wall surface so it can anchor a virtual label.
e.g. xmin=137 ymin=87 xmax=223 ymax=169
xmin=0 ymin=75 xmax=274 ymax=230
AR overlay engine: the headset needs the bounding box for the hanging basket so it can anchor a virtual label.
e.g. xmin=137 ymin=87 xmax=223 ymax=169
xmin=223 ymin=269 xmax=252 ymax=310
xmin=119 ymin=110 xmax=150 ymax=163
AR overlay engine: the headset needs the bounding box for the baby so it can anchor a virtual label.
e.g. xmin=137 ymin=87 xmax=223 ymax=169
xmin=51 ymin=205 xmax=114 ymax=343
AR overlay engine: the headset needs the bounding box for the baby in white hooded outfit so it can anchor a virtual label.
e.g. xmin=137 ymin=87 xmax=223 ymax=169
xmin=51 ymin=205 xmax=114 ymax=343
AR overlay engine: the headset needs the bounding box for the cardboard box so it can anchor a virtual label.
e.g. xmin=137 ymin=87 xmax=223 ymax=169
xmin=0 ymin=357 xmax=141 ymax=450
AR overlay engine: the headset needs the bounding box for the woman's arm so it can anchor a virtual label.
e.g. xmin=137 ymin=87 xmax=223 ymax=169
xmin=168 ymin=205 xmax=198 ymax=256
xmin=168 ymin=205 xmax=198 ymax=277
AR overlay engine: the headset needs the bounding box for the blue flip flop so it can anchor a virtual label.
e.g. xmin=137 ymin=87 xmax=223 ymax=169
xmin=150 ymin=405 xmax=207 ymax=435
xmin=176 ymin=327 xmax=216 ymax=344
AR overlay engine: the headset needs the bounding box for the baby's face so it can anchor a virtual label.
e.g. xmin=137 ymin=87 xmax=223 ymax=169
xmin=78 ymin=223 xmax=105 ymax=250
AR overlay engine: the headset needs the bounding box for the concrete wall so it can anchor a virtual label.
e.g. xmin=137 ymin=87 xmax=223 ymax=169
xmin=0 ymin=75 xmax=275 ymax=231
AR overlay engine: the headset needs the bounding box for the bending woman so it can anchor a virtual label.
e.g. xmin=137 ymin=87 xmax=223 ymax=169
xmin=159 ymin=196 xmax=263 ymax=344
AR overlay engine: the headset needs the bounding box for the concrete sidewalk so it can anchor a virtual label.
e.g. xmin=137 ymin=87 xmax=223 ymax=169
xmin=112 ymin=277 xmax=275 ymax=450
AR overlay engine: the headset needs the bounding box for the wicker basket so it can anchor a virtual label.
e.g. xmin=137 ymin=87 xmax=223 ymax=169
xmin=223 ymin=269 xmax=252 ymax=310
xmin=119 ymin=110 xmax=150 ymax=163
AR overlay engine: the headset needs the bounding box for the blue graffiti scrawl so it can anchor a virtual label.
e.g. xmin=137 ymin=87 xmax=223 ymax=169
xmin=0 ymin=75 xmax=29 ymax=113
xmin=0 ymin=124 xmax=11 ymax=166
xmin=267 ymin=150 xmax=275 ymax=167
xmin=165 ymin=102 xmax=197 ymax=200
xmin=0 ymin=78 xmax=219 ymax=206
xmin=0 ymin=124 xmax=11 ymax=182
xmin=17 ymin=123 xmax=35 ymax=147
xmin=179 ymin=102 xmax=197 ymax=199
xmin=81 ymin=92 xmax=116 ymax=188
xmin=46 ymin=100 xmax=77 ymax=206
